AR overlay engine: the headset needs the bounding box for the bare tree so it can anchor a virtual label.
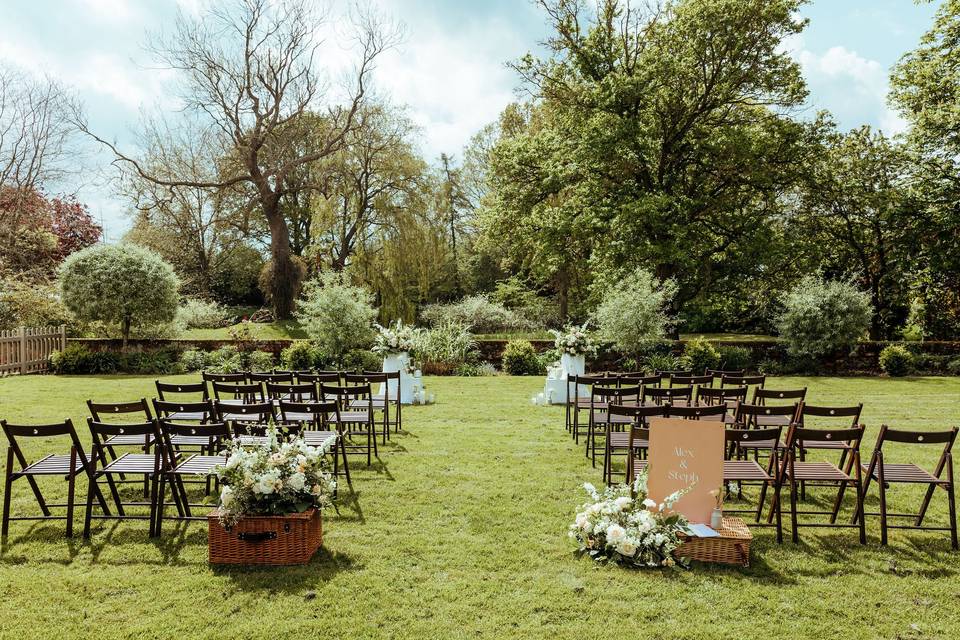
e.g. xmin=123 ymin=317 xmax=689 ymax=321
xmin=0 ymin=63 xmax=79 ymax=205
xmin=76 ymin=0 xmax=399 ymax=318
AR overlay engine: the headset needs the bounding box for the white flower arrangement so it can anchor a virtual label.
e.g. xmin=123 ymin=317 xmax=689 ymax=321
xmin=569 ymin=468 xmax=690 ymax=568
xmin=372 ymin=320 xmax=422 ymax=357
xmin=214 ymin=428 xmax=338 ymax=527
xmin=549 ymin=322 xmax=595 ymax=357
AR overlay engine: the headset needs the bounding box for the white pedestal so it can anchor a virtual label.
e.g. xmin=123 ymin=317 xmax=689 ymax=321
xmin=543 ymin=353 xmax=588 ymax=404
xmin=380 ymin=352 xmax=424 ymax=405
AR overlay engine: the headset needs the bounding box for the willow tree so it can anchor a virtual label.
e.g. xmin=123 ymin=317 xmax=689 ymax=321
xmin=78 ymin=0 xmax=398 ymax=318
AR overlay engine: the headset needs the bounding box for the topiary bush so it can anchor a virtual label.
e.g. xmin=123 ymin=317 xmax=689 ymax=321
xmin=501 ymin=339 xmax=545 ymax=376
xmin=297 ymin=271 xmax=377 ymax=364
xmin=879 ymin=344 xmax=915 ymax=377
xmin=593 ymin=268 xmax=678 ymax=355
xmin=680 ymin=337 xmax=720 ymax=374
xmin=774 ymin=276 xmax=872 ymax=361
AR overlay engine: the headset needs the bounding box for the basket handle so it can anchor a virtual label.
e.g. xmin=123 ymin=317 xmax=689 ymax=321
xmin=237 ymin=531 xmax=277 ymax=543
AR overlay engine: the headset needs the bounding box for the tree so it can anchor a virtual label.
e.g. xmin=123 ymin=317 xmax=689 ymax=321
xmin=58 ymin=244 xmax=180 ymax=348
xmin=795 ymin=126 xmax=913 ymax=339
xmin=593 ymin=268 xmax=678 ymax=354
xmin=0 ymin=63 xmax=80 ymax=193
xmin=296 ymin=271 xmax=377 ymax=363
xmin=775 ymin=276 xmax=873 ymax=361
xmin=77 ymin=0 xmax=399 ymax=319
xmin=483 ymin=0 xmax=814 ymax=327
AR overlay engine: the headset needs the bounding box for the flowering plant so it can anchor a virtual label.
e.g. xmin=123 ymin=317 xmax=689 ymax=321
xmin=372 ymin=320 xmax=422 ymax=356
xmin=214 ymin=428 xmax=338 ymax=527
xmin=550 ymin=322 xmax=595 ymax=357
xmin=569 ymin=468 xmax=690 ymax=568
xmin=710 ymin=482 xmax=740 ymax=509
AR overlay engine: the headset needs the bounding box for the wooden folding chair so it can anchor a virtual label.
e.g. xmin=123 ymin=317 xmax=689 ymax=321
xmin=772 ymin=423 xmax=867 ymax=544
xmin=795 ymin=404 xmax=863 ymax=473
xmin=365 ymin=370 xmax=403 ymax=434
xmin=723 ymin=426 xmax=783 ymax=542
xmin=587 ymin=385 xmax=642 ymax=467
xmin=722 ymin=374 xmax=766 ymax=393
xmin=753 ymin=387 xmax=807 ymax=406
xmin=1 ymin=419 xmax=108 ymax=538
xmin=211 ymin=381 xmax=265 ymax=405
xmin=249 ymin=371 xmax=294 ymax=385
xmin=626 ymin=424 xmax=652 ymax=488
xmin=858 ymin=425 xmax=957 ymax=548
xmin=265 ymin=382 xmax=318 ymax=403
xmin=670 ymin=374 xmax=713 ymax=390
xmin=152 ymin=399 xmax=218 ymax=452
xmin=696 ymin=386 xmax=747 ymax=422
xmin=706 ymin=368 xmax=745 ymax=381
xmin=642 ymin=385 xmax=692 ymax=408
xmin=278 ymin=400 xmax=350 ymax=489
xmin=603 ymin=404 xmax=669 ymax=484
xmin=322 ymin=384 xmax=378 ymax=466
xmin=570 ymin=375 xmax=616 ymax=443
xmin=668 ymin=404 xmax=728 ymax=421
xmin=213 ymin=400 xmax=275 ymax=436
xmin=346 ymin=373 xmax=392 ymax=444
xmin=84 ymin=419 xmax=171 ymax=538
xmin=202 ymin=371 xmax=247 ymax=384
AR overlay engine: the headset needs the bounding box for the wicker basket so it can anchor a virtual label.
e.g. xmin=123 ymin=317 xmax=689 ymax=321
xmin=208 ymin=508 xmax=322 ymax=565
xmin=675 ymin=517 xmax=752 ymax=567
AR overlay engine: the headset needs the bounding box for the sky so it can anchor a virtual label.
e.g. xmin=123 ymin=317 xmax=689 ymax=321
xmin=0 ymin=0 xmax=943 ymax=240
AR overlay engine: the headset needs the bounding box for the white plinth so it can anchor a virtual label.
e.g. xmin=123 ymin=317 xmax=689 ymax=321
xmin=380 ymin=352 xmax=424 ymax=405
xmin=543 ymin=353 xmax=588 ymax=404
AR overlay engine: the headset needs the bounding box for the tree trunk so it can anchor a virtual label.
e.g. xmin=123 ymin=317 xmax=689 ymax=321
xmin=121 ymin=315 xmax=131 ymax=351
xmin=266 ymin=208 xmax=298 ymax=319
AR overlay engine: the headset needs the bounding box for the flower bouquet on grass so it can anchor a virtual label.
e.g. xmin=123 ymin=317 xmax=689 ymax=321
xmin=208 ymin=429 xmax=338 ymax=565
xmin=569 ymin=468 xmax=690 ymax=568
xmin=549 ymin=322 xmax=595 ymax=357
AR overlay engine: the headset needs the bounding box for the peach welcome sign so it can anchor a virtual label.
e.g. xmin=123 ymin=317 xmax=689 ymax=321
xmin=646 ymin=418 xmax=725 ymax=524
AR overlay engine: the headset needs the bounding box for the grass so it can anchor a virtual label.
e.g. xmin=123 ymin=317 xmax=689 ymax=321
xmin=0 ymin=375 xmax=958 ymax=639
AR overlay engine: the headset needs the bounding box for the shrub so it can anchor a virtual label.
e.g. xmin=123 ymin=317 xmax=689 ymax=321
xmin=593 ymin=268 xmax=678 ymax=354
xmin=246 ymin=350 xmax=275 ymax=372
xmin=879 ymin=344 xmax=914 ymax=377
xmin=774 ymin=276 xmax=872 ymax=360
xmin=490 ymin=277 xmax=560 ymax=328
xmin=179 ymin=349 xmax=208 ymax=372
xmin=717 ymin=346 xmax=752 ymax=372
xmin=297 ymin=272 xmax=377 ymax=363
xmin=58 ymin=243 xmax=180 ymax=347
xmin=205 ymin=347 xmax=243 ymax=373
xmin=340 ymin=349 xmax=382 ymax=373
xmin=0 ymin=276 xmax=74 ymax=331
xmin=50 ymin=344 xmax=180 ymax=374
xmin=680 ymin=338 xmax=720 ymax=375
xmin=211 ymin=244 xmax=264 ymax=306
xmin=947 ymin=358 xmax=960 ymax=376
xmin=644 ymin=352 xmax=680 ymax=374
xmin=420 ymin=294 xmax=533 ymax=333
xmin=177 ymin=298 xmax=233 ymax=329
xmin=455 ymin=362 xmax=499 ymax=377
xmin=502 ymin=339 xmax=545 ymax=376
xmin=281 ymin=340 xmax=320 ymax=371
xmin=417 ymin=322 xmax=478 ymax=374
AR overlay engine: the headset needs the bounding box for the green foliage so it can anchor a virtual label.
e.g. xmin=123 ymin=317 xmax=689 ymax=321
xmin=0 ymin=276 xmax=74 ymax=331
xmin=948 ymin=358 xmax=960 ymax=376
xmin=417 ymin=321 xmax=478 ymax=374
xmin=246 ymin=350 xmax=275 ymax=372
xmin=717 ymin=346 xmax=752 ymax=372
xmin=594 ymin=269 xmax=678 ymax=354
xmin=501 ymin=339 xmax=545 ymax=376
xmin=490 ymin=277 xmax=561 ymax=328
xmin=454 ymin=362 xmax=499 ymax=377
xmin=178 ymin=350 xmax=208 ymax=372
xmin=340 ymin=349 xmax=381 ymax=373
xmin=420 ymin=294 xmax=534 ymax=333
xmin=58 ymin=244 xmax=180 ymax=344
xmin=176 ymin=298 xmax=234 ymax=329
xmin=211 ymin=244 xmax=265 ymax=306
xmin=679 ymin=338 xmax=720 ymax=375
xmin=297 ymin=272 xmax=377 ymax=363
xmin=280 ymin=340 xmax=322 ymax=371
xmin=50 ymin=344 xmax=180 ymax=375
xmin=879 ymin=345 xmax=915 ymax=377
xmin=775 ymin=276 xmax=873 ymax=359
xmin=644 ymin=353 xmax=680 ymax=374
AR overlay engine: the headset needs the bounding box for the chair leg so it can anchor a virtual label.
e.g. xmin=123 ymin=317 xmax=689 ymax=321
xmin=916 ymin=483 xmax=938 ymax=527
xmin=66 ymin=468 xmax=77 ymax=538
xmin=83 ymin=474 xmax=96 ymax=538
xmin=154 ymin=474 xmax=166 ymax=537
xmin=789 ymin=473 xmax=799 ymax=544
xmin=1 ymin=468 xmax=13 ymax=539
xmin=104 ymin=473 xmax=125 ymax=516
xmin=878 ymin=476 xmax=888 ymax=546
xmin=947 ymin=482 xmax=958 ymax=550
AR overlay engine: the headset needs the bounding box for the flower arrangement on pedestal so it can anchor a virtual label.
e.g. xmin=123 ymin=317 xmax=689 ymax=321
xmin=372 ymin=320 xmax=422 ymax=357
xmin=549 ymin=322 xmax=595 ymax=357
xmin=214 ymin=429 xmax=338 ymax=527
xmin=569 ymin=468 xmax=690 ymax=568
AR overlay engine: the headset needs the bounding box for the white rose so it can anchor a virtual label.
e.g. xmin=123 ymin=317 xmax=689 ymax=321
xmin=287 ymin=472 xmax=306 ymax=492
xmin=642 ymin=498 xmax=657 ymax=510
xmin=616 ymin=540 xmax=638 ymax=557
xmin=614 ymin=496 xmax=632 ymax=511
xmin=254 ymin=470 xmax=280 ymax=495
xmin=606 ymin=524 xmax=626 ymax=544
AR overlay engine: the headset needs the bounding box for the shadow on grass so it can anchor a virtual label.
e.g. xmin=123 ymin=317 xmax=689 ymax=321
xmin=210 ymin=545 xmax=360 ymax=591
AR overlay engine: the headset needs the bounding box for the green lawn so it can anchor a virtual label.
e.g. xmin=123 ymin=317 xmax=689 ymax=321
xmin=0 ymin=375 xmax=958 ymax=639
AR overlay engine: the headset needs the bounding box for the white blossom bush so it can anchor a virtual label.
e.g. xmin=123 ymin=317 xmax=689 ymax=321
xmin=215 ymin=428 xmax=338 ymax=527
xmin=775 ymin=275 xmax=872 ymax=359
xmin=593 ymin=268 xmax=678 ymax=354
xmin=569 ymin=468 xmax=689 ymax=568
xmin=296 ymin=271 xmax=377 ymax=363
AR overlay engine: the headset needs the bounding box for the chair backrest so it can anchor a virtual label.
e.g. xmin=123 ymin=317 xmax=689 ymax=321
xmin=785 ymin=423 xmax=864 ymax=452
xmin=721 ymin=374 xmax=766 ymax=389
xmin=706 ymin=368 xmax=745 ymax=379
xmin=300 ymin=372 xmax=342 ymax=386
xmin=869 ymin=425 xmax=957 ymax=468
xmin=1 ymin=419 xmax=90 ymax=469
xmin=157 ymin=419 xmax=231 ymax=454
xmin=86 ymin=418 xmax=161 ymax=459
xmin=202 ymin=371 xmax=247 ymax=383
xmin=592 ymin=385 xmax=642 ymax=405
xmin=278 ymin=400 xmax=341 ymax=427
xmin=619 ymin=373 xmax=661 ymax=388
xmin=211 ymin=381 xmax=265 ymax=402
xmin=607 ymin=403 xmax=670 ymax=425
xmin=734 ymin=402 xmax=800 ymax=428
xmin=656 ymin=369 xmax=692 ymax=381
xmin=151 ymin=399 xmax=215 ymax=421
xmin=155 ymin=380 xmax=208 ymax=401
xmin=798 ymin=404 xmax=863 ymax=428
xmin=696 ymin=386 xmax=747 ymax=406
xmin=643 ymin=386 xmax=692 ymax=405
xmin=249 ymin=371 xmax=294 ymax=384
xmin=670 ymin=374 xmax=713 ymax=388
xmin=87 ymin=398 xmax=153 ymax=422
xmin=726 ymin=425 xmax=784 ymax=453
xmin=753 ymin=387 xmax=807 ymax=405
xmin=321 ymin=383 xmax=372 ymax=402
xmin=265 ymin=382 xmax=318 ymax=402
xmin=667 ymin=404 xmax=728 ymax=421
xmin=213 ymin=401 xmax=275 ymax=428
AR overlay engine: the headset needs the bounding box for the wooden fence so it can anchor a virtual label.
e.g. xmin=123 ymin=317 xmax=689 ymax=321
xmin=0 ymin=326 xmax=66 ymax=375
